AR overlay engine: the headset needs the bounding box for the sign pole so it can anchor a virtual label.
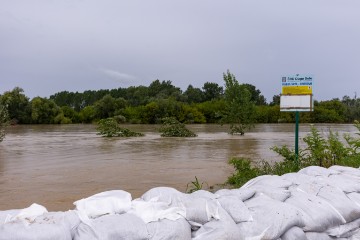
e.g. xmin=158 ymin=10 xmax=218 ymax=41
xmin=295 ymin=111 xmax=299 ymax=162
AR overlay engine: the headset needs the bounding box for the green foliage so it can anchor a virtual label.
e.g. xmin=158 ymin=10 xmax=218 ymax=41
xmin=222 ymin=70 xmax=255 ymax=135
xmin=186 ymin=176 xmax=207 ymax=193
xmin=0 ymin=87 xmax=31 ymax=124
xmin=159 ymin=117 xmax=197 ymax=137
xmin=31 ymin=97 xmax=61 ymax=124
xmin=227 ymin=158 xmax=260 ymax=187
xmin=79 ymin=106 xmax=96 ymax=123
xmin=0 ymin=104 xmax=9 ymax=142
xmin=228 ymin=122 xmax=360 ymax=188
xmin=97 ymin=118 xmax=144 ymax=137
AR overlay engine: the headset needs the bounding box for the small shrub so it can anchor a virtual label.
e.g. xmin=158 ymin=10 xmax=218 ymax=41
xmin=97 ymin=118 xmax=144 ymax=137
xmin=159 ymin=117 xmax=197 ymax=137
xmin=186 ymin=176 xmax=207 ymax=193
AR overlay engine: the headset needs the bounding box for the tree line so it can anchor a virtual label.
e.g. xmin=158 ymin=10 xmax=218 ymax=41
xmin=0 ymin=74 xmax=359 ymax=126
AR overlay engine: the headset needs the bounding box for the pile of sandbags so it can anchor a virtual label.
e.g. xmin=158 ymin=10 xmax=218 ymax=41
xmin=1 ymin=165 xmax=360 ymax=239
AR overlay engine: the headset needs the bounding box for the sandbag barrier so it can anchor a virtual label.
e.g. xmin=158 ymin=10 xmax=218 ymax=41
xmin=1 ymin=165 xmax=360 ymax=239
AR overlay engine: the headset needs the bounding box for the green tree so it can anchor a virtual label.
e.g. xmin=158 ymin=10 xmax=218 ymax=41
xmin=0 ymin=87 xmax=31 ymax=124
xmin=183 ymin=85 xmax=204 ymax=103
xmin=242 ymin=83 xmax=267 ymax=105
xmin=202 ymin=82 xmax=224 ymax=101
xmin=79 ymin=106 xmax=96 ymax=123
xmin=30 ymin=97 xmax=61 ymax=124
xmin=0 ymin=104 xmax=9 ymax=142
xmin=222 ymin=70 xmax=255 ymax=135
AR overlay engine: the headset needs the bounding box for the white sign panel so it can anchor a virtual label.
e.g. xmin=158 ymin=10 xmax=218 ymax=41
xmin=280 ymin=95 xmax=313 ymax=112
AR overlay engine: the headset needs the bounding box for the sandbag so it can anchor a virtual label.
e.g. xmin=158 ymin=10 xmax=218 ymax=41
xmin=285 ymin=189 xmax=345 ymax=232
xmin=0 ymin=210 xmax=20 ymax=225
xmin=73 ymin=213 xmax=148 ymax=240
xmin=238 ymin=195 xmax=305 ymax=240
xmin=215 ymin=188 xmax=255 ymax=201
xmin=74 ymin=190 xmax=132 ymax=218
xmin=347 ymin=192 xmax=360 ymax=208
xmin=282 ymin=172 xmax=318 ymax=185
xmin=305 ymin=232 xmax=347 ymax=240
xmin=329 ymin=165 xmax=360 ymax=178
xmin=4 ymin=203 xmax=48 ymax=224
xmin=280 ymin=226 xmax=307 ymax=240
xmin=190 ymin=190 xmax=218 ymax=200
xmin=216 ymin=195 xmax=252 ymax=223
xmin=299 ymin=166 xmax=339 ymax=177
xmin=192 ymin=208 xmax=241 ymax=240
xmin=141 ymin=187 xmax=186 ymax=207
xmin=326 ymin=174 xmax=360 ymax=193
xmin=251 ymin=186 xmax=291 ymax=202
xmin=146 ymin=218 xmax=191 ymax=240
xmin=129 ymin=199 xmax=185 ymax=223
xmin=182 ymin=197 xmax=219 ymax=225
xmin=326 ymin=218 xmax=360 ymax=238
xmin=0 ymin=211 xmax=80 ymax=240
xmin=242 ymin=175 xmax=293 ymax=189
xmin=317 ymin=185 xmax=360 ymax=222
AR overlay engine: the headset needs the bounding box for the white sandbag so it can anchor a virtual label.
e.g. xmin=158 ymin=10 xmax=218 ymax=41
xmin=305 ymin=232 xmax=347 ymax=240
xmin=146 ymin=218 xmax=191 ymax=240
xmin=141 ymin=187 xmax=186 ymax=207
xmin=0 ymin=210 xmax=20 ymax=225
xmin=4 ymin=203 xmax=48 ymax=224
xmin=282 ymin=172 xmax=321 ymax=185
xmin=285 ymin=189 xmax=345 ymax=232
xmin=129 ymin=199 xmax=185 ymax=223
xmin=299 ymin=166 xmax=339 ymax=177
xmin=280 ymin=226 xmax=307 ymax=240
xmin=238 ymin=195 xmax=305 ymax=240
xmin=329 ymin=165 xmax=360 ymax=178
xmin=326 ymin=174 xmax=360 ymax=193
xmin=326 ymin=218 xmax=360 ymax=238
xmin=350 ymin=229 xmax=360 ymax=240
xmin=317 ymin=185 xmax=360 ymax=222
xmin=190 ymin=190 xmax=218 ymax=200
xmin=242 ymin=175 xmax=293 ymax=189
xmin=74 ymin=190 xmax=132 ymax=218
xmin=215 ymin=188 xmax=255 ymax=201
xmin=216 ymin=196 xmax=252 ymax=223
xmin=347 ymin=192 xmax=360 ymax=208
xmin=0 ymin=211 xmax=80 ymax=240
xmin=251 ymin=186 xmax=291 ymax=202
xmin=290 ymin=181 xmax=326 ymax=196
xmin=192 ymin=208 xmax=241 ymax=240
xmin=182 ymin=196 xmax=220 ymax=225
xmin=74 ymin=213 xmax=148 ymax=240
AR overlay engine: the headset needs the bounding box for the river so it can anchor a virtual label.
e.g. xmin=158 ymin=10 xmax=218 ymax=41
xmin=0 ymin=123 xmax=357 ymax=211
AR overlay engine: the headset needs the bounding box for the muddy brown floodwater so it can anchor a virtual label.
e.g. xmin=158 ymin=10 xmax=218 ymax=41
xmin=0 ymin=124 xmax=356 ymax=211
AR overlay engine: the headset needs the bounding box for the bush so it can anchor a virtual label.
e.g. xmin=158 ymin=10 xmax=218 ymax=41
xmin=159 ymin=117 xmax=197 ymax=137
xmin=227 ymin=121 xmax=360 ymax=188
xmin=97 ymin=118 xmax=144 ymax=137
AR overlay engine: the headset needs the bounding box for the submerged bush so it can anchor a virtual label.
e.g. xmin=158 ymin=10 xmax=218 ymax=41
xmin=97 ymin=118 xmax=144 ymax=137
xmin=159 ymin=117 xmax=197 ymax=137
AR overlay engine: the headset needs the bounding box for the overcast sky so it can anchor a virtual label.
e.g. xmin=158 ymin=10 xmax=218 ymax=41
xmin=1 ymin=0 xmax=359 ymax=102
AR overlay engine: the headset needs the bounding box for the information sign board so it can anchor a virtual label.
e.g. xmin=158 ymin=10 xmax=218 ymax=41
xmin=280 ymin=74 xmax=314 ymax=112
xmin=281 ymin=74 xmax=313 ymax=95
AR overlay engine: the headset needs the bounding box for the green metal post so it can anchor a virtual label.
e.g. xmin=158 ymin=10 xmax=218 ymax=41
xmin=295 ymin=111 xmax=299 ymax=162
